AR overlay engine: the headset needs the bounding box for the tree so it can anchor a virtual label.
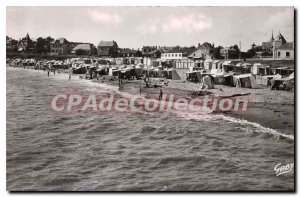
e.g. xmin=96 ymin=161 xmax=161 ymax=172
xmin=246 ymin=45 xmax=263 ymax=58
xmin=135 ymin=49 xmax=143 ymax=57
xmin=213 ymin=46 xmax=223 ymax=59
xmin=36 ymin=36 xmax=54 ymax=54
xmin=45 ymin=36 xmax=54 ymax=53
xmin=36 ymin=37 xmax=47 ymax=53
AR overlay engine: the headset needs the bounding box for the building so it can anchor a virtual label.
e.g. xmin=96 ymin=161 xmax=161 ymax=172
xmin=18 ymin=33 xmax=35 ymax=52
xmin=50 ymin=38 xmax=80 ymax=55
xmin=188 ymin=42 xmax=214 ymax=60
xmin=142 ymin=46 xmax=157 ymax=56
xmin=262 ymin=31 xmax=275 ymax=54
xmin=271 ymin=32 xmax=294 ymax=59
xmin=71 ymin=43 xmax=97 ymax=56
xmin=260 ymin=31 xmax=293 ymax=59
xmin=273 ymin=42 xmax=294 ymax=59
xmin=119 ymin=48 xmax=138 ymax=57
xmin=161 ymin=47 xmax=196 ymax=60
xmin=97 ymin=40 xmax=118 ymax=57
xmin=6 ymin=36 xmax=18 ymax=52
xmin=220 ymin=47 xmax=239 ymax=59
xmin=161 ymin=49 xmax=183 ymax=60
xmin=148 ymin=49 xmax=161 ymax=58
xmin=141 ymin=46 xmax=174 ymax=58
xmin=159 ymin=46 xmax=174 ymax=53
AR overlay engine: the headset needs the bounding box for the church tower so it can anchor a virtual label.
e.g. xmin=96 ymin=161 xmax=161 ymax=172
xmin=270 ymin=30 xmax=274 ymax=42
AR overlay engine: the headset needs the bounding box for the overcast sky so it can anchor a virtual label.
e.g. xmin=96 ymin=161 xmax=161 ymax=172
xmin=6 ymin=6 xmax=294 ymax=51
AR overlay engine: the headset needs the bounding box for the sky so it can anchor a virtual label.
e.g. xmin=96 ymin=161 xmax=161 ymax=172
xmin=6 ymin=6 xmax=294 ymax=51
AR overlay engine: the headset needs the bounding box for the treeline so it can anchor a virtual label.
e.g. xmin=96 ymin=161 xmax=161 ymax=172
xmin=6 ymin=52 xmax=91 ymax=60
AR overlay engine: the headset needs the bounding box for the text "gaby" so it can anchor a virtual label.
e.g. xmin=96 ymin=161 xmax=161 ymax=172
xmin=274 ymin=163 xmax=294 ymax=176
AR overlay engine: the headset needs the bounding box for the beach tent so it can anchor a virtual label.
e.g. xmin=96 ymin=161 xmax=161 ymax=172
xmin=216 ymin=61 xmax=225 ymax=69
xmin=157 ymin=69 xmax=163 ymax=78
xmin=186 ymin=71 xmax=200 ymax=83
xmin=162 ymin=70 xmax=169 ymax=79
xmin=201 ymin=75 xmax=214 ymax=89
xmin=204 ymin=59 xmax=213 ymax=70
xmin=171 ymin=69 xmax=181 ymax=80
xmin=222 ymin=61 xmax=234 ymax=72
xmin=241 ymin=63 xmax=252 ymax=74
xmin=233 ymin=62 xmax=244 ymax=73
xmin=252 ymin=63 xmax=268 ymax=75
xmin=270 ymin=73 xmax=294 ymax=91
xmin=212 ymin=60 xmax=220 ymax=69
xmin=273 ymin=67 xmax=294 ymax=77
xmin=193 ymin=60 xmax=204 ymax=70
xmin=233 ymin=74 xmax=258 ymax=88
xmin=211 ymin=68 xmax=224 ymax=75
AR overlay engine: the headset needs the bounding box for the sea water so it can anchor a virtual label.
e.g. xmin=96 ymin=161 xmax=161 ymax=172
xmin=6 ymin=67 xmax=294 ymax=191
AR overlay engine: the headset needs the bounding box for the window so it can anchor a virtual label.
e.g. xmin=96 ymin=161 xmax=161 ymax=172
xmin=168 ymin=54 xmax=170 ymax=57
xmin=278 ymin=51 xmax=281 ymax=57
xmin=179 ymin=54 xmax=181 ymax=57
xmin=175 ymin=54 xmax=177 ymax=57
xmin=286 ymin=52 xmax=290 ymax=57
xmin=172 ymin=54 xmax=174 ymax=57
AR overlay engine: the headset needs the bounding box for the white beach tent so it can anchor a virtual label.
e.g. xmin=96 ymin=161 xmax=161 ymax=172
xmin=204 ymin=59 xmax=213 ymax=70
xmin=212 ymin=60 xmax=220 ymax=69
xmin=233 ymin=73 xmax=258 ymax=88
xmin=252 ymin=63 xmax=268 ymax=75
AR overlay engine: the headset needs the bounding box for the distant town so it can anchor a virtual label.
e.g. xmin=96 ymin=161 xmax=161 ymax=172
xmin=6 ymin=31 xmax=294 ymax=60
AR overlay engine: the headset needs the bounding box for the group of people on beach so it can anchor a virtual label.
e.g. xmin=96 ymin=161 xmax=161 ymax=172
xmin=22 ymin=63 xmax=73 ymax=81
xmin=21 ymin=63 xmax=165 ymax=101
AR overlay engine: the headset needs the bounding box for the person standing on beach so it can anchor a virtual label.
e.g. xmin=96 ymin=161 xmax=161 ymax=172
xmin=140 ymin=84 xmax=142 ymax=95
xmin=47 ymin=70 xmax=50 ymax=77
xmin=53 ymin=69 xmax=56 ymax=75
xmin=159 ymin=89 xmax=163 ymax=100
xmin=120 ymin=79 xmax=123 ymax=90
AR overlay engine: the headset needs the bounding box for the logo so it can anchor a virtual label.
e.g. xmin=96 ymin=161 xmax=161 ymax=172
xmin=274 ymin=163 xmax=294 ymax=176
xmin=49 ymin=93 xmax=249 ymax=114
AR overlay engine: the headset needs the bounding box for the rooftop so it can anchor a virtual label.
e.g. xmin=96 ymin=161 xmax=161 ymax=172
xmin=72 ymin=43 xmax=92 ymax=51
xmin=98 ymin=40 xmax=116 ymax=47
xmin=276 ymin=42 xmax=294 ymax=50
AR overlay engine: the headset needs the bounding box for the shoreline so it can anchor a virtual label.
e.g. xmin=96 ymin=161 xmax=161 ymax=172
xmin=7 ymin=66 xmax=295 ymax=136
xmin=90 ymin=74 xmax=294 ymax=136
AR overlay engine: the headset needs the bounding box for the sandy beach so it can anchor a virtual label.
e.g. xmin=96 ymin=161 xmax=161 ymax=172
xmin=89 ymin=75 xmax=294 ymax=136
xmin=12 ymin=67 xmax=295 ymax=136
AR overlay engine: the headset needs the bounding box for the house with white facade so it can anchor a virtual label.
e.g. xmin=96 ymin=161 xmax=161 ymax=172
xmin=161 ymin=48 xmax=196 ymax=60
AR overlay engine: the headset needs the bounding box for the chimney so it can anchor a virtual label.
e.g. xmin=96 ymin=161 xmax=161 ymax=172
xmin=198 ymin=43 xmax=201 ymax=48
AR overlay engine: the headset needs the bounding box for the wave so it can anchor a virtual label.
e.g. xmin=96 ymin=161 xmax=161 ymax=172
xmin=65 ymin=74 xmax=295 ymax=141
xmin=15 ymin=67 xmax=294 ymax=141
xmin=178 ymin=112 xmax=294 ymax=140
